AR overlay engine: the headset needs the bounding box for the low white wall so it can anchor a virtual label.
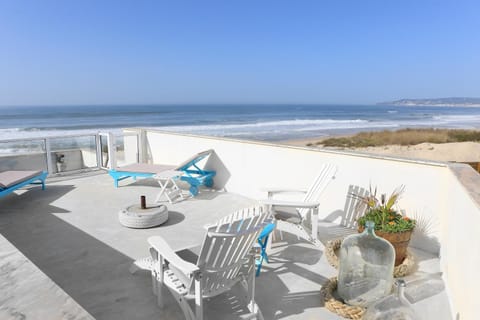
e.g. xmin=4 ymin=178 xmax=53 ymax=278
xmin=142 ymin=130 xmax=448 ymax=253
xmin=442 ymin=166 xmax=480 ymax=320
xmin=123 ymin=130 xmax=141 ymax=165
xmin=138 ymin=129 xmax=480 ymax=319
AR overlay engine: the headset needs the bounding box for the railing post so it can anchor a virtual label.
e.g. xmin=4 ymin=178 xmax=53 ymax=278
xmin=139 ymin=129 xmax=147 ymax=163
xmin=136 ymin=133 xmax=140 ymax=163
xmin=45 ymin=138 xmax=53 ymax=174
xmin=95 ymin=133 xmax=102 ymax=169
xmin=107 ymin=133 xmax=116 ymax=169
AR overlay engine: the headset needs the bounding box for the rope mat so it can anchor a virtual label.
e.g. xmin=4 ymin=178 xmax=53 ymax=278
xmin=325 ymin=238 xmax=415 ymax=278
xmin=321 ymin=277 xmax=365 ymax=319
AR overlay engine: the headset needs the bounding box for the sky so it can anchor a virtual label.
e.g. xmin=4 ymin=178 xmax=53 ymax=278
xmin=0 ymin=0 xmax=479 ymax=106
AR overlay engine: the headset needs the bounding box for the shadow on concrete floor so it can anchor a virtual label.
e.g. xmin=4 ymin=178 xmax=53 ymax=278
xmin=255 ymin=239 xmax=329 ymax=320
xmin=0 ymin=185 xmax=179 ymax=320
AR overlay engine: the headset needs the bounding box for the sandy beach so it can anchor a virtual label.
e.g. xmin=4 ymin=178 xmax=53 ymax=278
xmin=281 ymin=136 xmax=480 ymax=163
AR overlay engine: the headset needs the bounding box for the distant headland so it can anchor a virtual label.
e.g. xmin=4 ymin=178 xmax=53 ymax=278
xmin=378 ymin=97 xmax=480 ymax=107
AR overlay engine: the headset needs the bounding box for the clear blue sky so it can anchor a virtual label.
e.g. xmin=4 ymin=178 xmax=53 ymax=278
xmin=1 ymin=0 xmax=479 ymax=105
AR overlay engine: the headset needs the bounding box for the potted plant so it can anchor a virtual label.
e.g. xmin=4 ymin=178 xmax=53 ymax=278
xmin=351 ymin=185 xmax=416 ymax=266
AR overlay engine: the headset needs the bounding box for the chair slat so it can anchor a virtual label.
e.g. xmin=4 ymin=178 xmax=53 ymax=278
xmin=188 ymin=205 xmax=269 ymax=296
xmin=299 ymin=163 xmax=337 ymax=218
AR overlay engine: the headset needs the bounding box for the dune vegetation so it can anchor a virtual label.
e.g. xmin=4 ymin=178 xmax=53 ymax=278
xmin=310 ymin=128 xmax=480 ymax=148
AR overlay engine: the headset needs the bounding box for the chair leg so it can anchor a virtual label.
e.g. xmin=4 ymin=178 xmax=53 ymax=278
xmin=205 ymin=178 xmax=213 ymax=187
xmin=249 ymin=253 xmax=256 ymax=307
xmin=155 ymin=179 xmax=169 ymax=203
xmin=156 ymin=256 xmax=165 ymax=308
xmin=244 ymin=252 xmax=264 ymax=320
xmin=165 ymin=286 xmax=195 ymax=320
xmin=256 ymin=255 xmax=264 ymax=277
xmin=266 ymin=233 xmax=273 ymax=252
xmin=263 ymin=245 xmax=269 ymax=264
xmin=149 ymin=248 xmax=165 ymax=307
xmin=311 ymin=207 xmax=319 ymax=242
xmin=190 ymin=185 xmax=198 ymax=196
xmin=194 ymin=273 xmax=203 ymax=320
xmin=151 ymin=269 xmax=157 ymax=295
xmin=256 ymin=234 xmax=272 ymax=277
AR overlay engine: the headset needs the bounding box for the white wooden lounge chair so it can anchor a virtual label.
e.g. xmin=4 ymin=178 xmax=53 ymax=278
xmin=261 ymin=163 xmax=337 ymax=246
xmin=148 ymin=205 xmax=270 ymax=320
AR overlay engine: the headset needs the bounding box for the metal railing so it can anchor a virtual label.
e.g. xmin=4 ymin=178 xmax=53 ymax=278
xmin=0 ymin=131 xmax=141 ymax=175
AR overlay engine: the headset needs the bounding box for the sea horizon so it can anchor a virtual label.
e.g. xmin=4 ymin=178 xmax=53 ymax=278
xmin=1 ymin=104 xmax=480 ymax=142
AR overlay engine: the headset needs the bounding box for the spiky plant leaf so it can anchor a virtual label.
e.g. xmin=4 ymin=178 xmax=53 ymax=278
xmin=386 ymin=185 xmax=405 ymax=209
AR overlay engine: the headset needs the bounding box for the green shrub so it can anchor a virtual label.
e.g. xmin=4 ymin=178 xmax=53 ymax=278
xmin=320 ymin=128 xmax=480 ymax=148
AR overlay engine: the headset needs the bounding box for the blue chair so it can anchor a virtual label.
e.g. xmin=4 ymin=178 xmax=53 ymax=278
xmin=108 ymin=150 xmax=216 ymax=196
xmin=256 ymin=222 xmax=276 ymax=276
xmin=175 ymin=150 xmax=215 ymax=196
xmin=0 ymin=170 xmax=47 ymax=198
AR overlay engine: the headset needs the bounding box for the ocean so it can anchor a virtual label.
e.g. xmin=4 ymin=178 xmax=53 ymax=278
xmin=1 ymin=104 xmax=480 ymax=142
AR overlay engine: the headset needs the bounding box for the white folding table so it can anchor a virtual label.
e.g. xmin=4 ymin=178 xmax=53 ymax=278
xmin=153 ymin=170 xmax=185 ymax=204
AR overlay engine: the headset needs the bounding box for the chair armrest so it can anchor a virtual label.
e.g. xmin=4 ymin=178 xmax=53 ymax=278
xmin=260 ymin=199 xmax=320 ymax=209
xmin=148 ymin=236 xmax=199 ymax=275
xmin=261 ymin=188 xmax=308 ymax=198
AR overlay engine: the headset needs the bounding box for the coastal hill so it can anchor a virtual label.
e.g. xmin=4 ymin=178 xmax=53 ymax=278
xmin=378 ymin=97 xmax=480 ymax=107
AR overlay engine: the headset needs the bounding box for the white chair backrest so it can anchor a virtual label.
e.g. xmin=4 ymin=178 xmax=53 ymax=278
xmin=342 ymin=184 xmax=369 ymax=228
xmin=299 ymin=163 xmax=337 ymax=217
xmin=191 ymin=205 xmax=270 ymax=297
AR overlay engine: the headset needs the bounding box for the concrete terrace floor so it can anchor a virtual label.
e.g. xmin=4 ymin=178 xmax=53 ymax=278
xmin=0 ymin=172 xmax=452 ymax=320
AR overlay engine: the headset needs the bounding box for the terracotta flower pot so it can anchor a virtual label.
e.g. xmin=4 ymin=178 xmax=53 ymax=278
xmin=358 ymin=226 xmax=413 ymax=266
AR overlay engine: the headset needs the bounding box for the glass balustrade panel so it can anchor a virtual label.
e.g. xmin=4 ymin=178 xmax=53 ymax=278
xmin=0 ymin=139 xmax=48 ymax=172
xmin=49 ymin=135 xmax=98 ymax=173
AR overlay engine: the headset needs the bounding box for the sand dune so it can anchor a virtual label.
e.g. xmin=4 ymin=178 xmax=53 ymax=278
xmin=281 ymin=138 xmax=480 ymax=163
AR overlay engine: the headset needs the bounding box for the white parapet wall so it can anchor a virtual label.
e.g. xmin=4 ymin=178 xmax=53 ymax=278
xmin=122 ymin=131 xmax=141 ymax=166
xmin=141 ymin=130 xmax=446 ymax=247
xmin=135 ymin=129 xmax=480 ymax=319
xmin=443 ymin=164 xmax=480 ymax=320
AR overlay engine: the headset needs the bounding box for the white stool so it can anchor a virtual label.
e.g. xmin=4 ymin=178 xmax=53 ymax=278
xmin=154 ymin=170 xmax=185 ymax=204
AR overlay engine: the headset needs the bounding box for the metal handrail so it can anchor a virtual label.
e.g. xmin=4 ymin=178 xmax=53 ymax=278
xmin=0 ymin=131 xmax=140 ymax=175
xmin=0 ymin=132 xmax=101 ymax=143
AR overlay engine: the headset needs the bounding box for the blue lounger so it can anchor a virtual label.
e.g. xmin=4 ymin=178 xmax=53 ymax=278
xmin=0 ymin=170 xmax=48 ymax=198
xmin=108 ymin=149 xmax=216 ymax=196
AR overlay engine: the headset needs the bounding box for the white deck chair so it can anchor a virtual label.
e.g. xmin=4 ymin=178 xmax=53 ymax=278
xmin=261 ymin=163 xmax=337 ymax=246
xmin=148 ymin=206 xmax=271 ymax=320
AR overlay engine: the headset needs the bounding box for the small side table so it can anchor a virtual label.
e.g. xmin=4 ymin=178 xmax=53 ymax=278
xmin=154 ymin=170 xmax=185 ymax=204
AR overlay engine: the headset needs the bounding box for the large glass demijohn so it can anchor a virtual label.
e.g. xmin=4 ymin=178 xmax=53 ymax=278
xmin=337 ymin=221 xmax=395 ymax=306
